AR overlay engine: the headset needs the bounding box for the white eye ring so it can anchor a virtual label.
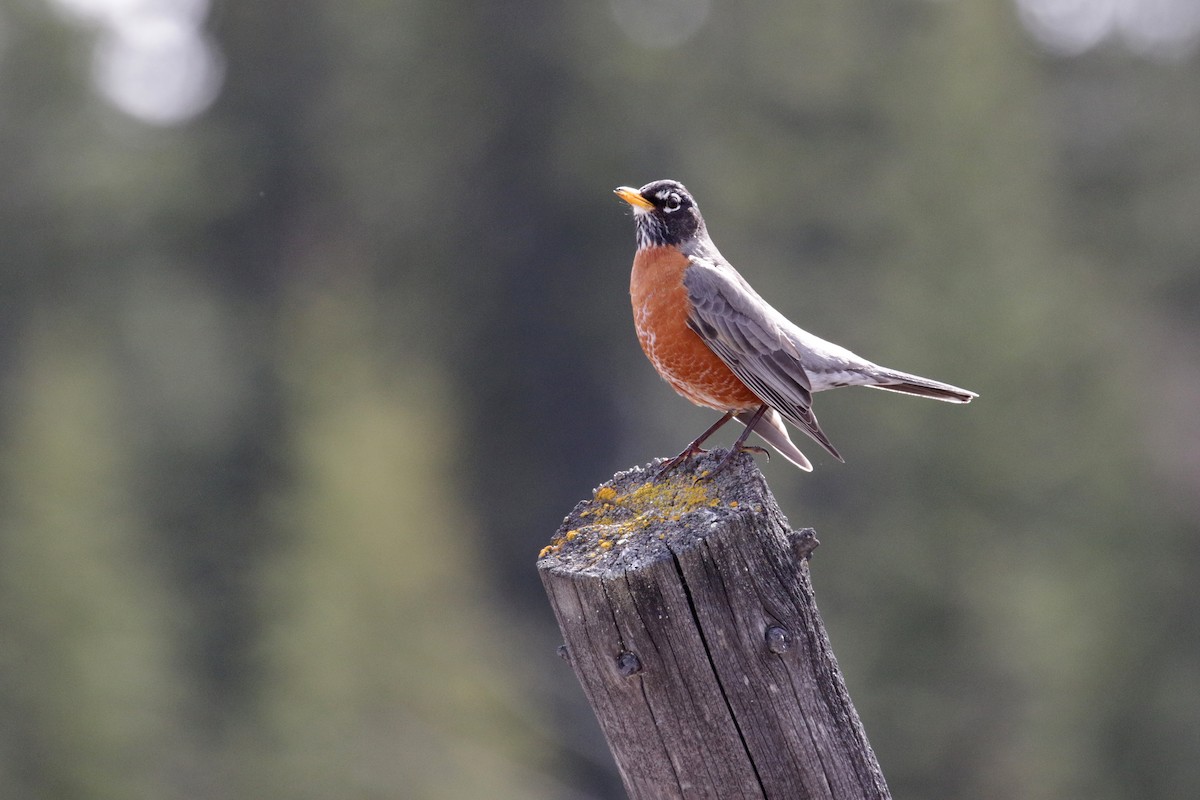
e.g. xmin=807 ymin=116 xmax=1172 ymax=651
xmin=663 ymin=192 xmax=682 ymax=212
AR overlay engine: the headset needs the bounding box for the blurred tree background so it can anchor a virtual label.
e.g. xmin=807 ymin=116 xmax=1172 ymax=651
xmin=1 ymin=0 xmax=1198 ymax=797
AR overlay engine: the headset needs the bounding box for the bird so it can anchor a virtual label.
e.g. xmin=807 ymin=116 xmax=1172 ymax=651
xmin=614 ymin=179 xmax=976 ymax=474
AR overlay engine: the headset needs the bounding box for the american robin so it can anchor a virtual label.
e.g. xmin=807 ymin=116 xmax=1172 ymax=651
xmin=614 ymin=179 xmax=976 ymax=474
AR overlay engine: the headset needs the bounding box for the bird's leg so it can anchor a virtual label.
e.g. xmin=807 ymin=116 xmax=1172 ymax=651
xmin=705 ymin=404 xmax=770 ymax=479
xmin=656 ymin=411 xmax=736 ymax=478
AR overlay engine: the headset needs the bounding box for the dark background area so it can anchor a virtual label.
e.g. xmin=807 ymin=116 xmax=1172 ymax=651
xmin=2 ymin=0 xmax=1199 ymax=797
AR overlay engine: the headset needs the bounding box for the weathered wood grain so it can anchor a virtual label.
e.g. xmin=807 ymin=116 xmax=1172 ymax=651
xmin=538 ymin=451 xmax=890 ymax=800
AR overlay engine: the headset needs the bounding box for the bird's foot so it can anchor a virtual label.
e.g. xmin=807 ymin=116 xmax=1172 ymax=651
xmin=654 ymin=411 xmax=741 ymax=481
xmin=654 ymin=444 xmax=708 ymax=480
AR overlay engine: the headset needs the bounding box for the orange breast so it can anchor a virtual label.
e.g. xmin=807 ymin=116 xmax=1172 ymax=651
xmin=630 ymin=246 xmax=761 ymax=411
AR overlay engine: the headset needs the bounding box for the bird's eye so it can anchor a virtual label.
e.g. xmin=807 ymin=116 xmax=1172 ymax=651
xmin=663 ymin=192 xmax=682 ymax=212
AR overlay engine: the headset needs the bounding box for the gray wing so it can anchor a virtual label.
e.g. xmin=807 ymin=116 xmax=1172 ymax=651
xmin=683 ymin=260 xmax=844 ymax=462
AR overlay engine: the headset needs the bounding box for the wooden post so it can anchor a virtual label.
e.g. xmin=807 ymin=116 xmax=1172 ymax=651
xmin=538 ymin=451 xmax=890 ymax=800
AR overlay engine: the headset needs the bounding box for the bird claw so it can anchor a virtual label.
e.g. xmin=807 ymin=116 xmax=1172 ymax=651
xmin=655 ymin=445 xmax=707 ymax=480
xmin=657 ymin=442 xmax=770 ymax=483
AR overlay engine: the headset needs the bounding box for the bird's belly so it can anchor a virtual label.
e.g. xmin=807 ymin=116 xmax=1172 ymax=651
xmin=630 ymin=247 xmax=760 ymax=411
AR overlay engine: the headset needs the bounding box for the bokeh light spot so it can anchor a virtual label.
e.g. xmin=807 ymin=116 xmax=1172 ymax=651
xmin=93 ymin=20 xmax=223 ymax=125
xmin=50 ymin=0 xmax=223 ymax=125
xmin=610 ymin=0 xmax=712 ymax=49
xmin=1015 ymin=0 xmax=1200 ymax=59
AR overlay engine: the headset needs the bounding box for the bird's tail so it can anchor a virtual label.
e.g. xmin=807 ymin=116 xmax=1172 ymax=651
xmin=736 ymin=408 xmax=813 ymax=471
xmin=866 ymin=368 xmax=977 ymax=404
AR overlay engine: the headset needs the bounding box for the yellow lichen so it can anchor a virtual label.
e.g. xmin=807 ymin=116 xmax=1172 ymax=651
xmin=594 ymin=485 xmax=618 ymax=502
xmin=573 ymin=475 xmax=722 ymax=542
xmin=543 ymin=471 xmax=743 ymax=560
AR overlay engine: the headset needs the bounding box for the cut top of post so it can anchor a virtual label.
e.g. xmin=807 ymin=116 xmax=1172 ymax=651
xmin=538 ymin=451 xmax=809 ymax=576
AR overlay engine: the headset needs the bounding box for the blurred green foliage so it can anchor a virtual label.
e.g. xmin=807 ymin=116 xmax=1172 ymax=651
xmin=0 ymin=0 xmax=1197 ymax=797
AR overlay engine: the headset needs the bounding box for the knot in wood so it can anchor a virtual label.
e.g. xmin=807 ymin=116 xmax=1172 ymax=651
xmin=791 ymin=527 xmax=820 ymax=560
xmin=765 ymin=625 xmax=792 ymax=654
xmin=615 ymin=650 xmax=643 ymax=677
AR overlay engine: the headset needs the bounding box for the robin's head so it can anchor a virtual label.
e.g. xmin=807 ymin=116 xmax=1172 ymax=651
xmin=614 ymin=180 xmax=705 ymax=250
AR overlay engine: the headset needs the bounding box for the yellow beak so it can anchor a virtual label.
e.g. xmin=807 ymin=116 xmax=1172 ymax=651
xmin=614 ymin=186 xmax=654 ymax=210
